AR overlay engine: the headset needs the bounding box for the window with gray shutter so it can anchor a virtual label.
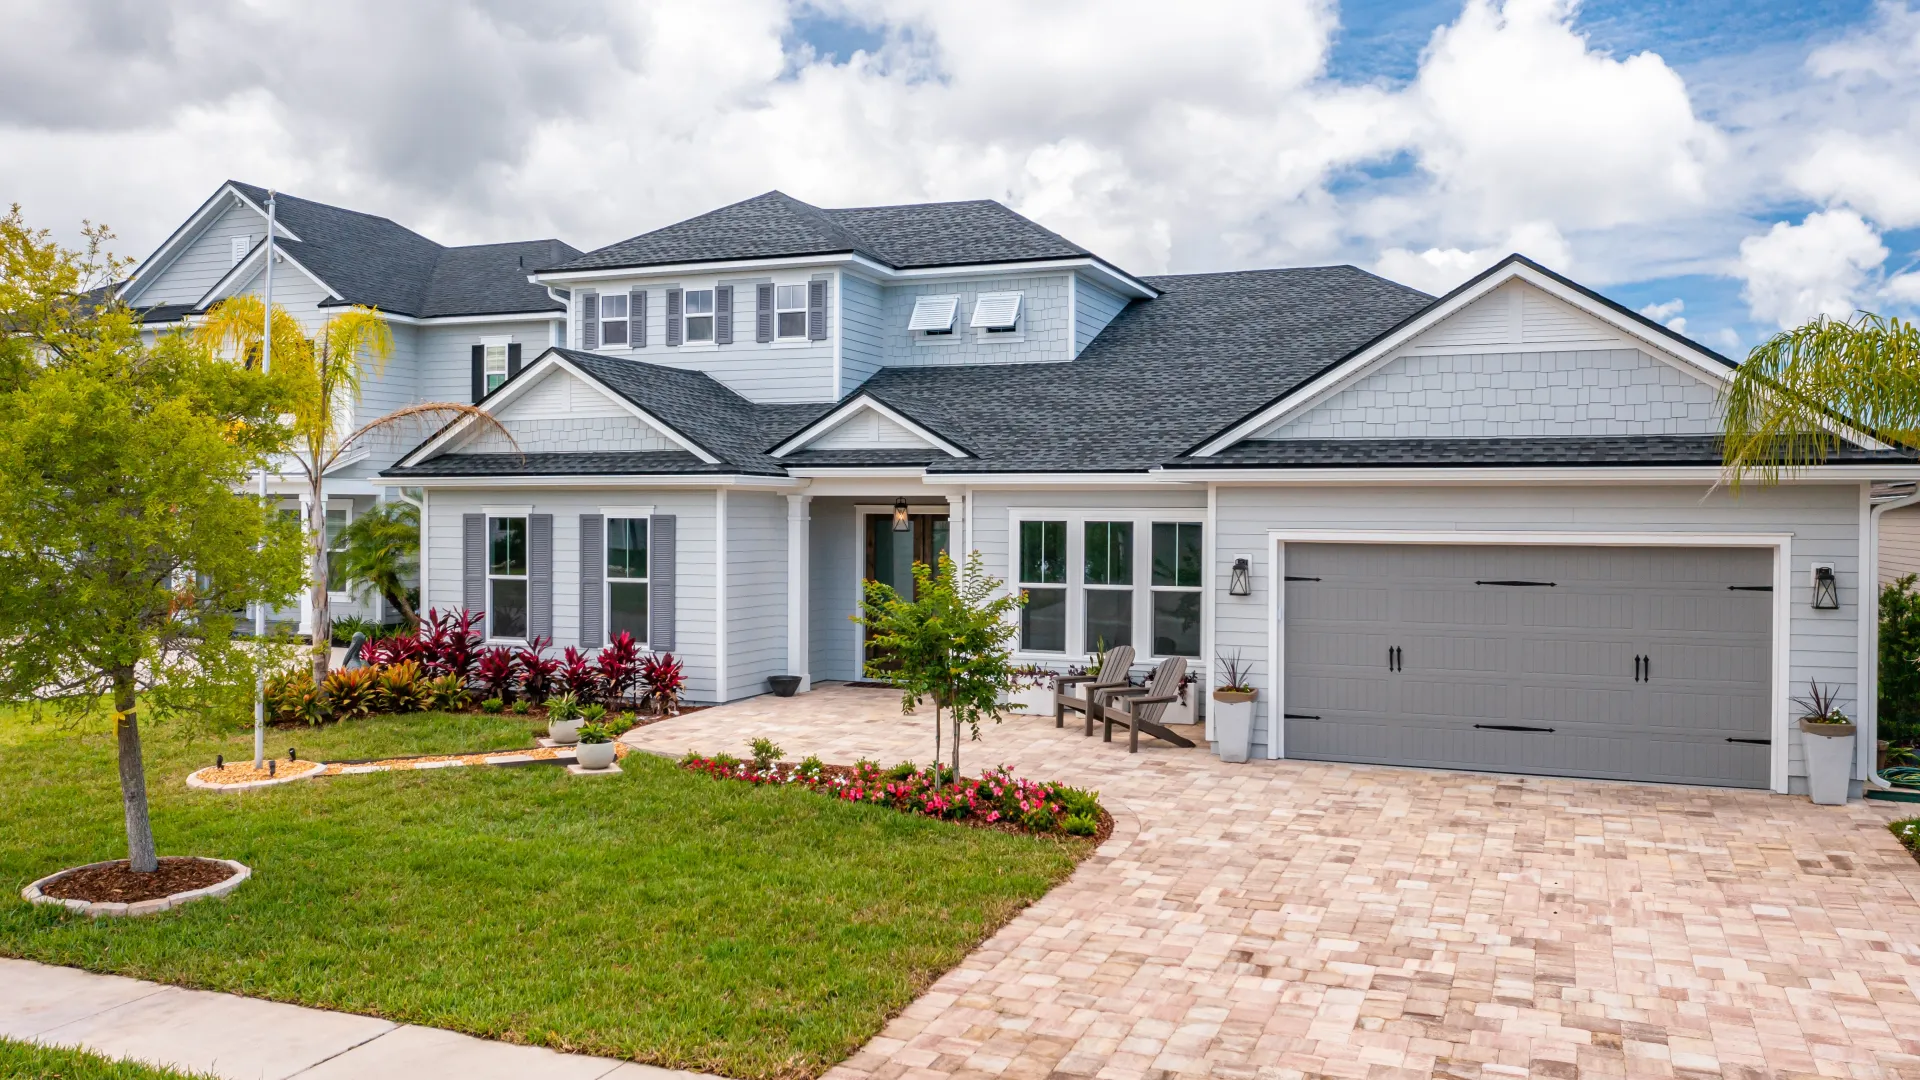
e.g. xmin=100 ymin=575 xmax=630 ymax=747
xmin=756 ymin=283 xmax=774 ymax=342
xmin=715 ymin=285 xmax=733 ymax=345
xmin=581 ymin=291 xmax=599 ymax=350
xmin=807 ymin=278 xmax=828 ymax=340
xmin=470 ymin=345 xmax=484 ymax=403
xmin=462 ymin=514 xmax=485 ymax=614
xmin=630 ymin=289 xmax=646 ymax=348
xmin=579 ymin=514 xmax=604 ymax=646
xmin=649 ymin=514 xmax=676 ymax=651
xmin=665 ymin=288 xmax=682 ymax=347
xmin=528 ymin=513 xmax=552 ymax=641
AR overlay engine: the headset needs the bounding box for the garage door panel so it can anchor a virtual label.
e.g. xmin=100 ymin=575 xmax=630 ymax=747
xmin=1648 ymin=640 xmax=1772 ymax=686
xmin=1513 ymin=683 xmax=1638 ymax=725
xmin=1285 ymin=583 xmax=1389 ymax=623
xmin=1642 ymin=687 xmax=1770 ymax=733
xmin=1651 ymin=592 xmax=1771 ymax=633
xmin=1517 ymin=590 xmax=1635 ymax=629
xmin=1401 ymin=634 xmax=1507 ymax=673
xmin=1397 ymin=677 xmax=1508 ymax=719
xmin=1286 ymin=672 xmax=1392 ymax=714
xmin=1516 ymin=637 xmax=1637 ymax=678
xmin=1399 ymin=588 xmax=1505 ymax=625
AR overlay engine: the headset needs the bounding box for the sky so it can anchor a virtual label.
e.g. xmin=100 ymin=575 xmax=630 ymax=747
xmin=3 ymin=0 xmax=1918 ymax=356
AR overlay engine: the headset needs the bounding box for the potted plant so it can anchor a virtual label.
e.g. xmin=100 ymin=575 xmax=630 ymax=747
xmin=1211 ymin=651 xmax=1256 ymax=763
xmin=1794 ymin=680 xmax=1856 ymax=805
xmin=1159 ymin=671 xmax=1200 ymax=727
xmin=574 ymin=718 xmax=618 ymax=770
xmin=1003 ymin=664 xmax=1055 ymax=716
xmin=546 ymin=692 xmax=583 ymax=745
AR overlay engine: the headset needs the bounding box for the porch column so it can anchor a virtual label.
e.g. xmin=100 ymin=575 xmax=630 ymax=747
xmin=787 ymin=493 xmax=812 ymax=692
xmin=945 ymin=493 xmax=966 ymax=576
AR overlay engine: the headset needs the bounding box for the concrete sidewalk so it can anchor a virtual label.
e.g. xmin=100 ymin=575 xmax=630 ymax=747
xmin=1 ymin=958 xmax=713 ymax=1080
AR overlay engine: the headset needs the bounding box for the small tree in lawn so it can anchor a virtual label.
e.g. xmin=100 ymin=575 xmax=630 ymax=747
xmin=854 ymin=550 xmax=1022 ymax=784
xmin=334 ymin=499 xmax=420 ymax=629
xmin=0 ymin=207 xmax=303 ymax=873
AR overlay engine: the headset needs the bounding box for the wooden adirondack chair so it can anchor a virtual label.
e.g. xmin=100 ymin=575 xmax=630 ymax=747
xmin=1098 ymin=656 xmax=1195 ymax=753
xmin=1053 ymin=645 xmax=1135 ymax=736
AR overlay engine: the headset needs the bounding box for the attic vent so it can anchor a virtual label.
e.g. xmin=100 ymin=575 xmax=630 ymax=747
xmin=907 ymin=295 xmax=959 ymax=334
xmin=970 ymin=292 xmax=1022 ymax=330
xmin=231 ymin=236 xmax=250 ymax=266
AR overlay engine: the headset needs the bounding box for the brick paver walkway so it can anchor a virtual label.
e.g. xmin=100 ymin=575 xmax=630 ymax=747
xmin=626 ymin=684 xmax=1920 ymax=1080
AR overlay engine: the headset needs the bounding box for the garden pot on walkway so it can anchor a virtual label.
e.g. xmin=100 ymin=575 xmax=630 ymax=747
xmin=548 ymin=718 xmax=582 ymax=745
xmin=767 ymin=675 xmax=802 ymax=697
xmin=575 ymin=741 xmax=617 ymax=770
xmin=1005 ymin=685 xmax=1053 ymax=716
xmin=1800 ymin=717 xmax=1857 ymax=805
xmin=1211 ymin=689 xmax=1256 ymax=763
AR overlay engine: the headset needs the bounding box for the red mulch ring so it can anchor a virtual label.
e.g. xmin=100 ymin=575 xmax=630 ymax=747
xmin=40 ymin=858 xmax=239 ymax=904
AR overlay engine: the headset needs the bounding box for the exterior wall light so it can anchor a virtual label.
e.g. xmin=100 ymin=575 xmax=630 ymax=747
xmin=892 ymin=496 xmax=910 ymax=532
xmin=1229 ymin=555 xmax=1252 ymax=596
xmin=1812 ymin=564 xmax=1839 ymax=610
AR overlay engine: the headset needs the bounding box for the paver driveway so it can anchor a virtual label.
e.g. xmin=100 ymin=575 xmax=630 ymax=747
xmin=625 ymin=684 xmax=1920 ymax=1079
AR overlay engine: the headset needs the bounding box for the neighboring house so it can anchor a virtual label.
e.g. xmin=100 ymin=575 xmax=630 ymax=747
xmin=116 ymin=181 xmax=580 ymax=629
xmin=1877 ymin=498 xmax=1920 ymax=586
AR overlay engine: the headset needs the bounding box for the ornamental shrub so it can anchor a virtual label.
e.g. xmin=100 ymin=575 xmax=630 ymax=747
xmin=476 ymin=646 xmax=518 ymax=702
xmin=1882 ymin=575 xmax=1920 ymax=747
xmin=322 ymin=667 xmax=380 ymax=720
xmin=545 ymin=692 xmax=581 ymax=722
xmin=886 ymin=760 xmax=918 ymax=781
xmin=480 ymin=697 xmax=504 ymax=713
xmin=641 ymin=652 xmax=686 ymax=715
xmin=515 ymin=637 xmax=558 ymax=703
xmin=559 ymin=646 xmax=601 ymax=702
xmin=798 ymin=755 xmax=825 ymax=779
xmin=1020 ymin=807 xmax=1057 ymax=832
xmin=511 ymin=698 xmax=530 ymax=715
xmin=750 ymin=737 xmax=783 ymax=771
xmin=267 ymin=669 xmax=327 ymax=726
xmin=1063 ymin=813 xmax=1098 ymax=837
xmin=374 ymin=660 xmax=429 ymax=713
xmin=425 ymin=674 xmax=468 ymax=711
xmin=598 ymin=630 xmax=643 ymax=703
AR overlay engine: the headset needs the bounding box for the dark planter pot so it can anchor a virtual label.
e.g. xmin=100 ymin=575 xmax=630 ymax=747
xmin=767 ymin=675 xmax=803 ymax=698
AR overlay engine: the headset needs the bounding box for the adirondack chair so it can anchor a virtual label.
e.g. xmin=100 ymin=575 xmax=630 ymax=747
xmin=1098 ymin=656 xmax=1196 ymax=753
xmin=1053 ymin=645 xmax=1135 ymax=736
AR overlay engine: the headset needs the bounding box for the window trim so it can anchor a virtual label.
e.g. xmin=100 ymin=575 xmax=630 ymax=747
xmin=480 ymin=336 xmax=511 ymax=395
xmin=485 ymin=513 xmax=530 ymax=644
xmin=1148 ymin=521 xmax=1204 ymax=660
xmin=682 ymin=288 xmax=716 ymax=344
xmin=1008 ymin=509 xmax=1204 ymax=662
xmin=599 ymin=292 xmax=630 ymax=348
xmin=774 ymin=283 xmax=809 ymax=341
xmin=324 ymin=499 xmax=355 ymax=601
xmin=604 ymin=514 xmax=650 ymax=648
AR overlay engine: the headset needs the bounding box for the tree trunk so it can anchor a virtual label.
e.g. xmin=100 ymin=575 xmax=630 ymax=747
xmin=309 ymin=477 xmax=330 ymax=687
xmin=932 ymin=702 xmax=942 ymax=782
xmin=113 ymin=669 xmax=158 ymax=873
xmin=387 ymin=584 xmax=418 ymax=630
xmin=951 ymin=712 xmax=961 ymax=788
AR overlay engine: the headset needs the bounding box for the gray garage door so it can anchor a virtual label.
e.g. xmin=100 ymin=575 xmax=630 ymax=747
xmin=1283 ymin=544 xmax=1773 ymax=787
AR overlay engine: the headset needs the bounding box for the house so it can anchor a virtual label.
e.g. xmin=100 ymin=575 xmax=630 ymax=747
xmin=115 ymin=181 xmax=581 ymax=629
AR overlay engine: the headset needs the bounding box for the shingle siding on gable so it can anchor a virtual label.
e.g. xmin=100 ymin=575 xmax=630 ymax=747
xmin=462 ymin=416 xmax=676 ymax=454
xmin=876 ymin=273 xmax=1070 ymax=368
xmin=1074 ymin=274 xmax=1130 ymax=356
xmin=133 ymin=198 xmax=264 ymax=306
xmin=1256 ymin=349 xmax=1724 ymax=440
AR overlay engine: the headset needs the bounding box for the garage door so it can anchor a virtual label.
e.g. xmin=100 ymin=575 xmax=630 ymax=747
xmin=1282 ymin=544 xmax=1773 ymax=787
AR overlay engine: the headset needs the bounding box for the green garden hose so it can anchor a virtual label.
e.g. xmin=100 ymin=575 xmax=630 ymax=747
xmin=1882 ymin=766 xmax=1920 ymax=789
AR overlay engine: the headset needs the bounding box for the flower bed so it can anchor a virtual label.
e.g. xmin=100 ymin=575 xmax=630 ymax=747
xmin=679 ymin=750 xmax=1112 ymax=843
xmin=1894 ymin=818 xmax=1920 ymax=866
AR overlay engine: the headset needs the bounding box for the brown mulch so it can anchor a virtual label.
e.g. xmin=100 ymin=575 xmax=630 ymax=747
xmin=41 ymin=857 xmax=237 ymax=904
xmin=195 ymin=758 xmax=323 ymax=784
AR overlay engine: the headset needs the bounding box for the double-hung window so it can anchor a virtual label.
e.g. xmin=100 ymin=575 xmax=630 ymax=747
xmin=606 ymin=517 xmax=648 ymax=645
xmin=324 ymin=502 xmax=352 ymax=593
xmin=1150 ymin=523 xmax=1202 ymax=657
xmin=488 ymin=516 xmax=529 ymax=640
xmin=775 ymin=285 xmax=808 ymax=339
xmin=600 ymin=293 xmax=629 ymax=346
xmin=1018 ymin=521 xmax=1067 ymax=652
xmin=684 ymin=289 xmax=715 ymax=342
xmin=1083 ymin=522 xmax=1133 ymax=652
xmin=482 ymin=342 xmax=509 ymax=394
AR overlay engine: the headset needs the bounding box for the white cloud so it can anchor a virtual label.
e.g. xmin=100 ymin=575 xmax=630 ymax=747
xmin=1638 ymin=298 xmax=1686 ymax=335
xmin=1736 ymin=210 xmax=1887 ymax=328
xmin=1373 ymin=220 xmax=1571 ymax=295
xmin=1884 ymin=272 xmax=1920 ymax=306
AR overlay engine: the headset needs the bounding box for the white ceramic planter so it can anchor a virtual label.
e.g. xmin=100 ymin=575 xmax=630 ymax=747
xmin=1799 ymin=718 xmax=1856 ymax=805
xmin=1159 ymin=684 xmax=1196 ymax=727
xmin=548 ymin=718 xmax=582 ymax=745
xmin=574 ymin=740 xmax=617 ymax=770
xmin=1212 ymin=691 xmax=1255 ymax=763
xmin=1005 ymin=685 xmax=1054 ymax=716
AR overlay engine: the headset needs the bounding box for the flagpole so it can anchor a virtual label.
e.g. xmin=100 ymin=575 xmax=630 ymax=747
xmin=253 ymin=191 xmax=276 ymax=769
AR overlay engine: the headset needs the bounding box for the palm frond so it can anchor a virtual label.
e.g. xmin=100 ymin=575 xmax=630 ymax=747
xmin=325 ymin=402 xmax=521 ymax=472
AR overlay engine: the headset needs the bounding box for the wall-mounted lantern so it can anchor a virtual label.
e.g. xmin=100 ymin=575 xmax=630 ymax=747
xmin=1229 ymin=555 xmax=1252 ymax=596
xmin=892 ymin=496 xmax=910 ymax=532
xmin=1812 ymin=564 xmax=1839 ymax=610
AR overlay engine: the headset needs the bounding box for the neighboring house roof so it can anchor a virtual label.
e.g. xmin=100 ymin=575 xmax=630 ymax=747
xmin=545 ymin=190 xmax=1099 ymax=274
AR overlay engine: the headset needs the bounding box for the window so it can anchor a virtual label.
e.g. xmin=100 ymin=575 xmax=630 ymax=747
xmin=684 ymin=289 xmax=715 ymax=342
xmin=230 ymin=235 xmax=250 ymax=266
xmin=776 ymin=285 xmax=808 ymax=339
xmin=908 ymin=295 xmax=959 ymax=337
xmin=1018 ymin=520 xmax=1067 ymax=652
xmin=970 ymin=291 xmax=1022 ymax=335
xmin=488 ymin=516 xmax=528 ymax=640
xmin=600 ymin=292 xmax=628 ymax=347
xmin=606 ymin=517 xmax=648 ymax=645
xmin=324 ymin=503 xmax=352 ymax=593
xmin=1150 ymin=523 xmax=1202 ymax=657
xmin=482 ymin=342 xmax=509 ymax=394
xmin=1083 ymin=521 xmax=1132 ymax=651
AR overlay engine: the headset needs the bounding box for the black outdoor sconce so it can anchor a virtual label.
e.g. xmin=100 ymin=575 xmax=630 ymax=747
xmin=892 ymin=496 xmax=910 ymax=532
xmin=1812 ymin=564 xmax=1839 ymax=610
xmin=1229 ymin=556 xmax=1252 ymax=596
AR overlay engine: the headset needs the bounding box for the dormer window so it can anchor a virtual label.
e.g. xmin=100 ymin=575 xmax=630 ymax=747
xmin=231 ymin=235 xmax=250 ymax=266
xmin=776 ymin=285 xmax=809 ymax=339
xmin=684 ymin=289 xmax=715 ymax=342
xmin=908 ymin=296 xmax=959 ymax=337
xmin=601 ymin=293 xmax=629 ymax=346
xmin=971 ymin=292 xmax=1022 ymax=334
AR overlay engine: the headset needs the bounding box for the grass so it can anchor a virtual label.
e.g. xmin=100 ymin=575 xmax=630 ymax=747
xmin=1894 ymin=818 xmax=1920 ymax=864
xmin=0 ymin=708 xmax=1087 ymax=1080
xmin=0 ymin=1037 xmax=213 ymax=1079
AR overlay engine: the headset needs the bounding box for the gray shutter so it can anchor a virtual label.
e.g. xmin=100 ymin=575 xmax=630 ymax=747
xmin=463 ymin=514 xmax=485 ymax=615
xmin=630 ymin=289 xmax=646 ymax=348
xmin=649 ymin=514 xmax=676 ymax=651
xmin=581 ymin=291 xmax=598 ymax=350
xmin=506 ymin=342 xmax=521 ymax=381
xmin=715 ymin=285 xmax=733 ymax=345
xmin=665 ymin=288 xmax=682 ymax=347
xmin=529 ymin=513 xmax=552 ymax=641
xmin=756 ymin=283 xmax=774 ymax=342
xmin=807 ymin=278 xmax=828 ymax=340
xmin=579 ymin=514 xmax=604 ymax=646
xmin=470 ymin=345 xmax=484 ymax=403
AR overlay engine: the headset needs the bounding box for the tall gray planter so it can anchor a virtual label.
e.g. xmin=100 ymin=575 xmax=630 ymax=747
xmin=1799 ymin=718 xmax=1857 ymax=805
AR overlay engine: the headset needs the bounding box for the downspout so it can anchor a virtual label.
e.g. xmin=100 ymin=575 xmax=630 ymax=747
xmin=1866 ymin=486 xmax=1920 ymax=788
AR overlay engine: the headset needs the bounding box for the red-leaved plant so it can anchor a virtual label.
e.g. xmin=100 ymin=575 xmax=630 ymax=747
xmin=475 ymin=646 xmax=519 ymax=701
xmin=559 ymin=646 xmax=602 ymax=702
xmin=641 ymin=652 xmax=686 ymax=716
xmin=515 ymin=636 xmax=558 ymax=704
xmin=597 ymin=631 xmax=643 ymax=704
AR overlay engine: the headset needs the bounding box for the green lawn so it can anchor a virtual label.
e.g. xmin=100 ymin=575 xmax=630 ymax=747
xmin=0 ymin=1038 xmax=213 ymax=1079
xmin=0 ymin=709 xmax=1087 ymax=1080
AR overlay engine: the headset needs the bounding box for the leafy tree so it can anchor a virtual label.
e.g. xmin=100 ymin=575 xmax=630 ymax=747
xmin=334 ymin=500 xmax=420 ymax=629
xmin=1881 ymin=575 xmax=1920 ymax=748
xmin=853 ymin=551 xmax=1023 ymax=784
xmin=0 ymin=206 xmax=303 ymax=872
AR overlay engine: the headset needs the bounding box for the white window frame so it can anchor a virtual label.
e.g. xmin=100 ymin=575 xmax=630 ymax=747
xmin=909 ymin=295 xmax=961 ymax=342
xmin=604 ymin=514 xmax=650 ymax=647
xmin=324 ymin=499 xmax=355 ymax=601
xmin=1081 ymin=520 xmax=1135 ymax=657
xmin=480 ymin=336 xmax=511 ymax=395
xmin=683 ymin=288 xmax=716 ymax=344
xmin=485 ymin=513 xmax=530 ymax=644
xmin=971 ymin=291 xmax=1023 ymax=342
xmin=600 ymin=292 xmax=629 ymax=347
xmin=1008 ymin=509 xmax=1204 ymax=662
xmin=775 ymin=283 xmax=809 ymax=341
xmin=1148 ymin=521 xmax=1204 ymax=660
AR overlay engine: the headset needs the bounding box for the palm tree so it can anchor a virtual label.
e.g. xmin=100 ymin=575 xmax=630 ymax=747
xmin=334 ymin=500 xmax=420 ymax=629
xmin=198 ymin=298 xmax=512 ymax=684
xmin=1721 ymin=312 xmax=1920 ymax=485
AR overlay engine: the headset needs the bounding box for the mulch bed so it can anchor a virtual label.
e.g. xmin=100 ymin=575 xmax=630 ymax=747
xmin=40 ymin=857 xmax=239 ymax=904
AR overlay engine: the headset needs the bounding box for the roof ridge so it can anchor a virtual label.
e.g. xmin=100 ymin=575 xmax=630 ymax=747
xmin=226 ymin=179 xmax=446 ymax=252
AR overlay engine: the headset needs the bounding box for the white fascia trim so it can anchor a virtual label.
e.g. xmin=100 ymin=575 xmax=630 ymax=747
xmin=770 ymin=395 xmax=970 ymax=458
xmin=1163 ymin=465 xmax=1920 ymax=484
xmin=120 ymin=184 xmax=305 ymax=303
xmin=889 ymin=258 xmax=1158 ymax=298
xmin=535 ymin=253 xmax=1158 ymax=299
xmin=924 ymin=472 xmax=1199 ymax=486
xmin=194 ymin=240 xmax=335 ymax=311
xmin=393 ymin=351 xmax=720 ymax=467
xmin=378 ymin=311 xmax=568 ymax=327
xmin=375 ymin=474 xmax=802 ymax=490
xmin=782 ymin=467 xmax=934 ymax=479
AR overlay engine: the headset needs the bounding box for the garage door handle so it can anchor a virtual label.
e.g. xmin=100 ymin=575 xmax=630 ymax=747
xmin=1728 ymin=585 xmax=1773 ymax=592
xmin=1283 ymin=713 xmax=1320 ymax=720
xmin=1475 ymin=723 xmax=1555 ymax=733
xmin=1725 ymin=737 xmax=1771 ymax=745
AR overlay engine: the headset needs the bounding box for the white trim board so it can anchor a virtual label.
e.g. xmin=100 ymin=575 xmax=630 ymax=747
xmin=1260 ymin=528 xmax=1793 ymax=794
xmin=534 ymin=253 xmax=1158 ymax=301
xmin=771 ymin=394 xmax=970 ymax=458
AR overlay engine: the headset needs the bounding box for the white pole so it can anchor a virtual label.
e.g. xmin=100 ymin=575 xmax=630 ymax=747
xmin=253 ymin=191 xmax=276 ymax=768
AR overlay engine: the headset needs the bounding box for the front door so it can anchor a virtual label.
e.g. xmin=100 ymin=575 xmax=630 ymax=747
xmin=863 ymin=512 xmax=950 ymax=666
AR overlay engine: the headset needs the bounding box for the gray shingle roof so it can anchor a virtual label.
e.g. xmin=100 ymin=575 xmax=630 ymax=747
xmin=547 ymin=190 xmax=1096 ymax=274
xmin=1174 ymin=435 xmax=1919 ymax=469
xmin=384 ymin=450 xmax=724 ymax=478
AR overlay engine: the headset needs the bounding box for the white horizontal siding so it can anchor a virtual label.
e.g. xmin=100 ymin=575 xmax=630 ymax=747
xmin=727 ymin=492 xmax=790 ymax=698
xmin=416 ymin=320 xmax=559 ymax=407
xmin=131 ymin=197 xmax=264 ymax=307
xmin=840 ymin=273 xmax=884 ymax=395
xmin=1880 ymin=505 xmax=1920 ymax=585
xmin=1074 ymin=274 xmax=1131 ymax=356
